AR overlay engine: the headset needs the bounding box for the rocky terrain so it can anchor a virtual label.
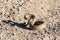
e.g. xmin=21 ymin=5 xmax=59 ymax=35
xmin=0 ymin=0 xmax=60 ymax=40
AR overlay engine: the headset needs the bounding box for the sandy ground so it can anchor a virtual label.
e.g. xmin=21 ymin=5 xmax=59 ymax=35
xmin=0 ymin=0 xmax=60 ymax=40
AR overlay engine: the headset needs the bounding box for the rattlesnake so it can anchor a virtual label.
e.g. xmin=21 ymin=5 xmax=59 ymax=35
xmin=24 ymin=13 xmax=46 ymax=30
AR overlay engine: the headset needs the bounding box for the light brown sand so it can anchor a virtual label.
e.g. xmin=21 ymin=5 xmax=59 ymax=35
xmin=0 ymin=0 xmax=60 ymax=40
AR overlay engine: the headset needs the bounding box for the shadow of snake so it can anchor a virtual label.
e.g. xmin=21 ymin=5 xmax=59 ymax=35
xmin=2 ymin=20 xmax=32 ymax=30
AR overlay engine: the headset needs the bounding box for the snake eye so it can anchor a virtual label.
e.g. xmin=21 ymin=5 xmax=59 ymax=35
xmin=24 ymin=15 xmax=27 ymax=20
xmin=30 ymin=14 xmax=35 ymax=19
xmin=34 ymin=21 xmax=44 ymax=26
